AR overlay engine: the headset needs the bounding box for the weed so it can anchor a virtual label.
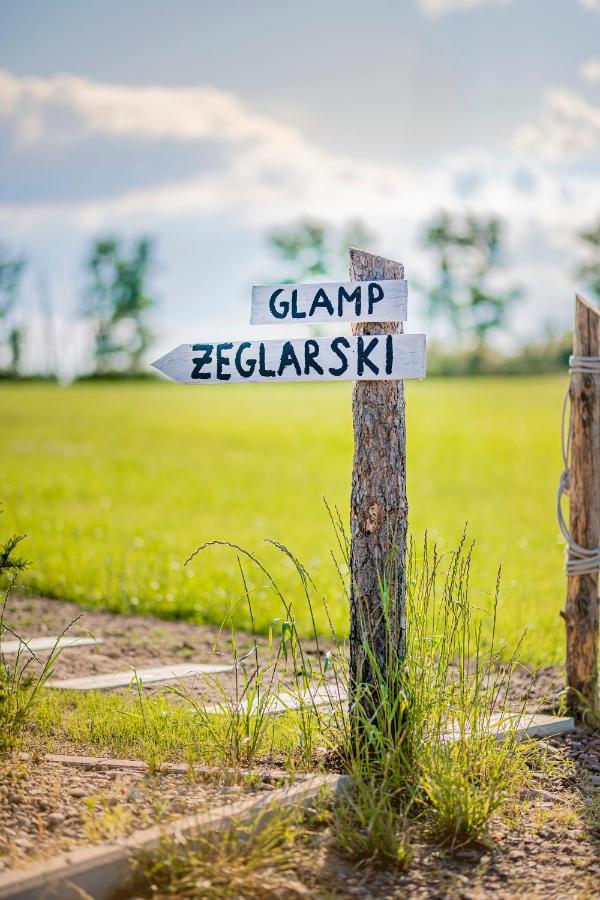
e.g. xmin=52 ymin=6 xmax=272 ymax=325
xmin=0 ymin=526 xmax=77 ymax=754
xmin=83 ymin=795 xmax=134 ymax=842
xmin=134 ymin=807 xmax=306 ymax=899
xmin=324 ymin=526 xmax=541 ymax=850
xmin=163 ymin=525 xmax=540 ymax=856
xmin=131 ymin=669 xmax=168 ymax=774
xmin=31 ymin=689 xmax=305 ymax=766
xmin=330 ymin=773 xmax=413 ymax=867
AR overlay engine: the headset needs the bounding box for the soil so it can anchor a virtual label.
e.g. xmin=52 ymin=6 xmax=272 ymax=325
xmin=4 ymin=592 xmax=329 ymax=702
xmin=2 ymin=594 xmax=600 ymax=897
xmin=0 ymin=754 xmax=283 ymax=873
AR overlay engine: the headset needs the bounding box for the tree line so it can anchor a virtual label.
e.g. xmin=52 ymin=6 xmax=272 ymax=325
xmin=1 ymin=214 xmax=599 ymax=379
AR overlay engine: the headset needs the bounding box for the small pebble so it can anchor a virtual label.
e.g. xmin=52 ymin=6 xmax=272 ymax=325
xmin=47 ymin=812 xmax=65 ymax=827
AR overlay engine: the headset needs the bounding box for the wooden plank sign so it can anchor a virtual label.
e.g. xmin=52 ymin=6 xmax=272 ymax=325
xmin=251 ymin=279 xmax=408 ymax=325
xmin=152 ymin=333 xmax=426 ymax=385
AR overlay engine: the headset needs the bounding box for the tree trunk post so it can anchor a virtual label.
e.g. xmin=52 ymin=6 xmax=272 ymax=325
xmin=349 ymin=248 xmax=407 ymax=712
xmin=564 ymin=294 xmax=600 ymax=720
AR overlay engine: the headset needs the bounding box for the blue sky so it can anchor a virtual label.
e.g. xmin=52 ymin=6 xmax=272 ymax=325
xmin=1 ymin=0 xmax=599 ymax=374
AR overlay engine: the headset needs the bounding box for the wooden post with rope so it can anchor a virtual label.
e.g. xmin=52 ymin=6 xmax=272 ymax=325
xmin=562 ymin=294 xmax=600 ymax=720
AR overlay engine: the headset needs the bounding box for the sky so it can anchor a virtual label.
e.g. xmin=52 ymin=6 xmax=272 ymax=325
xmin=0 ymin=0 xmax=599 ymax=375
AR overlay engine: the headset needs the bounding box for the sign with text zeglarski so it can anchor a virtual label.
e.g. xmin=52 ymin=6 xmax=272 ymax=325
xmin=152 ymin=334 xmax=426 ymax=385
xmin=251 ymin=279 xmax=408 ymax=325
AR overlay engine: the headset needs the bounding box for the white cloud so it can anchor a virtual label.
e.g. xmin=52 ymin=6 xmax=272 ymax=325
xmin=0 ymin=67 xmax=598 ymax=360
xmin=419 ymin=0 xmax=512 ymax=16
xmin=420 ymin=0 xmax=598 ymax=15
xmin=513 ymin=88 xmax=600 ymax=163
xmin=0 ymin=68 xmax=302 ymax=150
xmin=581 ymin=58 xmax=600 ymax=82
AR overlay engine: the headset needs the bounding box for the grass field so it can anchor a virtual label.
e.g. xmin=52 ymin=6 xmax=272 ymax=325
xmin=0 ymin=377 xmax=566 ymax=666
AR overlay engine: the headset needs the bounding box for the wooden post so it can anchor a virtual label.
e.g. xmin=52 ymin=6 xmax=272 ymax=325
xmin=349 ymin=248 xmax=407 ymax=708
xmin=564 ymin=294 xmax=600 ymax=719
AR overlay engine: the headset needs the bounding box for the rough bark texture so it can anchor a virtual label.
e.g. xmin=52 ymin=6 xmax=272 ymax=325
xmin=565 ymin=294 xmax=600 ymax=719
xmin=348 ymin=248 xmax=407 ymax=703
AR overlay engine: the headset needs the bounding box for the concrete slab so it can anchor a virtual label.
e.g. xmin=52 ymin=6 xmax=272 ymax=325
xmin=442 ymin=713 xmax=574 ymax=743
xmin=47 ymin=662 xmax=232 ymax=691
xmin=45 ymin=753 xmax=290 ymax=782
xmin=201 ymin=681 xmax=347 ymax=716
xmin=0 ymin=636 xmax=102 ymax=655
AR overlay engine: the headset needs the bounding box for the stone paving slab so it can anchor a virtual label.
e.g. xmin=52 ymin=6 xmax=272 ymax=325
xmin=47 ymin=662 xmax=232 ymax=691
xmin=201 ymin=682 xmax=347 ymax=715
xmin=442 ymin=713 xmax=574 ymax=743
xmin=0 ymin=636 xmax=102 ymax=656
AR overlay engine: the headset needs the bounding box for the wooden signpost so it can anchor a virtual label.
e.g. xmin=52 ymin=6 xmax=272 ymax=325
xmin=153 ymin=250 xmax=425 ymax=708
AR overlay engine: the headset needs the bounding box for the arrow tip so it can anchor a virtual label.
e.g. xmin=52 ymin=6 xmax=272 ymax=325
xmin=150 ymin=350 xmax=173 ymax=376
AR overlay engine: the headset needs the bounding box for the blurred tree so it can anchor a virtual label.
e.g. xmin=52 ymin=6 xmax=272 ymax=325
xmin=0 ymin=246 xmax=26 ymax=376
xmin=421 ymin=212 xmax=521 ymax=347
xmin=267 ymin=218 xmax=374 ymax=283
xmin=82 ymin=237 xmax=156 ymax=374
xmin=576 ymin=219 xmax=600 ymax=305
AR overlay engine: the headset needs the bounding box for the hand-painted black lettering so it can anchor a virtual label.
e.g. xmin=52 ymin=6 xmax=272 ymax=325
xmin=291 ymin=288 xmax=306 ymax=319
xmin=304 ymin=339 xmax=324 ymax=375
xmin=367 ymin=282 xmax=384 ymax=315
xmin=338 ymin=285 xmax=361 ymax=317
xmin=278 ymin=341 xmax=302 ymax=377
xmin=309 ymin=288 xmax=334 ymax=318
xmin=385 ymin=334 xmax=393 ymax=375
xmin=268 ymin=288 xmax=289 ymax=319
xmin=190 ymin=344 xmax=213 ymax=380
xmin=216 ymin=342 xmax=233 ymax=381
xmin=258 ymin=343 xmax=275 ymax=377
xmin=328 ymin=336 xmax=350 ymax=376
xmin=235 ymin=342 xmax=256 ymax=378
xmin=357 ymin=336 xmax=379 ymax=376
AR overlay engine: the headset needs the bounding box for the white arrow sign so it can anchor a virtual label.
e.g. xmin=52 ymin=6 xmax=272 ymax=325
xmin=251 ymin=279 xmax=408 ymax=325
xmin=152 ymin=334 xmax=426 ymax=385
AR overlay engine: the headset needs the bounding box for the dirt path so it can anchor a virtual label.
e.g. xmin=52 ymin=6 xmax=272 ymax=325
xmin=4 ymin=592 xmax=329 ymax=700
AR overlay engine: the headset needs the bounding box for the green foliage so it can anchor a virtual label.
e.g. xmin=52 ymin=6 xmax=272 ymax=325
xmin=82 ymin=235 xmax=156 ymax=375
xmin=0 ymin=532 xmax=28 ymax=579
xmin=0 ymin=377 xmax=566 ymax=665
xmin=422 ymin=212 xmax=521 ymax=347
xmin=0 ymin=527 xmax=73 ymax=755
xmin=331 ymin=772 xmax=413 ymax=867
xmin=267 ymin=218 xmax=373 ymax=283
xmin=33 ymin=688 xmax=308 ymax=767
xmin=426 ymin=331 xmax=572 ymax=376
xmin=136 ymin=807 xmax=305 ymax=899
xmin=328 ymin=533 xmax=536 ymax=850
xmin=0 ymin=245 xmax=26 ymax=376
xmin=576 ymin=218 xmax=600 ymax=305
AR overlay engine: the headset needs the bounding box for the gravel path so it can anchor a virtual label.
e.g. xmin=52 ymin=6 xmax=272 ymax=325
xmin=3 ymin=594 xmax=600 ymax=897
xmin=0 ymin=756 xmax=285 ymax=872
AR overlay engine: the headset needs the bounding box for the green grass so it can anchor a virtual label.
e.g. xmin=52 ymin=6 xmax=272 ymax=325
xmin=32 ymin=689 xmax=310 ymax=768
xmin=0 ymin=377 xmax=566 ymax=665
